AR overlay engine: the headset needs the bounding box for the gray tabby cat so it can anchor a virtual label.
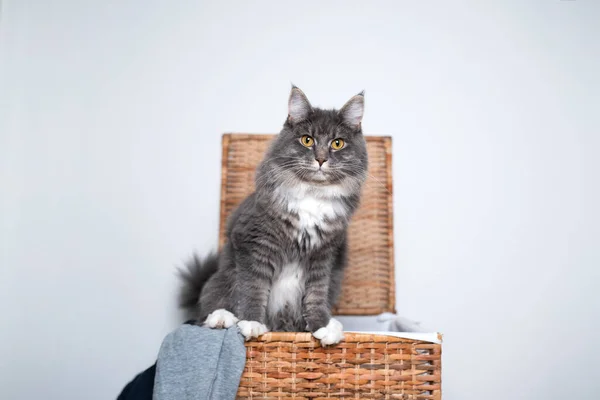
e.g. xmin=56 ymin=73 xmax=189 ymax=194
xmin=179 ymin=86 xmax=368 ymax=345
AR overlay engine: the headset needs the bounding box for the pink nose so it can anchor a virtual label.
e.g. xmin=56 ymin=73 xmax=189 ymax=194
xmin=316 ymin=158 xmax=327 ymax=167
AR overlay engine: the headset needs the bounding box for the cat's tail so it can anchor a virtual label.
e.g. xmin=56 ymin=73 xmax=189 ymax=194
xmin=177 ymin=252 xmax=219 ymax=318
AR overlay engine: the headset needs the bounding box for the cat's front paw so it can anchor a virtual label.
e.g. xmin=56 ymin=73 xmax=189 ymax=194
xmin=237 ymin=320 xmax=269 ymax=341
xmin=204 ymin=309 xmax=239 ymax=329
xmin=312 ymin=318 xmax=344 ymax=346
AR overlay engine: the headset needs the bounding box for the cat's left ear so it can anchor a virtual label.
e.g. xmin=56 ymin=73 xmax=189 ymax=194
xmin=340 ymin=91 xmax=365 ymax=130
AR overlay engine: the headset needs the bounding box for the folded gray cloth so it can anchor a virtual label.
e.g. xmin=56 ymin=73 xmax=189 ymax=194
xmin=377 ymin=313 xmax=428 ymax=332
xmin=153 ymin=324 xmax=246 ymax=400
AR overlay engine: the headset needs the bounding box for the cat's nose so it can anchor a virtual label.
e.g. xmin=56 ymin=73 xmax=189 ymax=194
xmin=315 ymin=157 xmax=327 ymax=167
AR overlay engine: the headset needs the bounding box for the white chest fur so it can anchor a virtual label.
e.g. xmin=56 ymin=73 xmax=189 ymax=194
xmin=279 ymin=185 xmax=347 ymax=248
xmin=267 ymin=262 xmax=305 ymax=317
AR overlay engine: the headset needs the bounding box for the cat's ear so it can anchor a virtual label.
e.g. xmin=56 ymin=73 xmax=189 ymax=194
xmin=288 ymin=85 xmax=312 ymax=123
xmin=340 ymin=91 xmax=365 ymax=129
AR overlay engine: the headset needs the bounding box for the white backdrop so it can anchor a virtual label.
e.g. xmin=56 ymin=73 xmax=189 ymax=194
xmin=1 ymin=1 xmax=599 ymax=399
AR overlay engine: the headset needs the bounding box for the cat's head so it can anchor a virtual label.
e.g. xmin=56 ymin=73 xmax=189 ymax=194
xmin=258 ymin=86 xmax=368 ymax=196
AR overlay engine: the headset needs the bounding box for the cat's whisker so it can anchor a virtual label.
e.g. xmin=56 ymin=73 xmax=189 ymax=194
xmin=361 ymin=174 xmax=392 ymax=195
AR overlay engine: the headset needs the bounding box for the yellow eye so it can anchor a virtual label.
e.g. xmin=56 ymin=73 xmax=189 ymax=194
xmin=331 ymin=138 xmax=345 ymax=150
xmin=300 ymin=135 xmax=314 ymax=147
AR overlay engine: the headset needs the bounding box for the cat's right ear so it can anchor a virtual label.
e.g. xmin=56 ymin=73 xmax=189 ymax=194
xmin=288 ymin=85 xmax=312 ymax=123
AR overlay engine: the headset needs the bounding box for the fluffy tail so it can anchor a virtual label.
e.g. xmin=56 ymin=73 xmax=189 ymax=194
xmin=177 ymin=253 xmax=219 ymax=319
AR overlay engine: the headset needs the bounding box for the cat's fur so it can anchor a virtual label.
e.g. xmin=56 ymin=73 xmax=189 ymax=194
xmin=179 ymin=86 xmax=368 ymax=345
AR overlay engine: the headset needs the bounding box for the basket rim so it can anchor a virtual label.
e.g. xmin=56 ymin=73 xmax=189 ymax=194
xmin=245 ymin=331 xmax=442 ymax=345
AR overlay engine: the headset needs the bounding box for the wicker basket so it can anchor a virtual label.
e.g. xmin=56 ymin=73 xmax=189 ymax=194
xmin=238 ymin=332 xmax=442 ymax=400
xmin=219 ymin=134 xmax=442 ymax=399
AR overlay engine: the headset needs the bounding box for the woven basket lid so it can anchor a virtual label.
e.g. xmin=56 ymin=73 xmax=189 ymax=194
xmin=219 ymin=134 xmax=395 ymax=315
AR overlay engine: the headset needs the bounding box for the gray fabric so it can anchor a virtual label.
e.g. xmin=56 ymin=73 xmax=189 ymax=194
xmin=153 ymin=324 xmax=246 ymax=400
xmin=377 ymin=313 xmax=427 ymax=333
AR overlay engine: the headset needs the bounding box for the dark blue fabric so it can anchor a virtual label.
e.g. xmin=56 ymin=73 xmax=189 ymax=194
xmin=116 ymin=364 xmax=156 ymax=400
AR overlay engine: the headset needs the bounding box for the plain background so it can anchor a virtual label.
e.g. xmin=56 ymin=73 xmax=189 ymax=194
xmin=1 ymin=1 xmax=599 ymax=399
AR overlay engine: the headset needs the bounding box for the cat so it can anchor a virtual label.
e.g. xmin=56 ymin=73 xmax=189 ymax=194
xmin=178 ymin=86 xmax=368 ymax=346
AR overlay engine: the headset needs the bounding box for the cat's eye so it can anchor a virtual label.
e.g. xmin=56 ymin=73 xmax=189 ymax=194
xmin=330 ymin=138 xmax=345 ymax=150
xmin=300 ymin=135 xmax=314 ymax=147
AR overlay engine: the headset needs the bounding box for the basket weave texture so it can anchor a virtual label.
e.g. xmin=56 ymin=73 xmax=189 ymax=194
xmin=219 ymin=134 xmax=395 ymax=315
xmin=238 ymin=332 xmax=442 ymax=400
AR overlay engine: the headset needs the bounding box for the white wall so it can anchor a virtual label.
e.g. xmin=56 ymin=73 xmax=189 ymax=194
xmin=1 ymin=1 xmax=599 ymax=399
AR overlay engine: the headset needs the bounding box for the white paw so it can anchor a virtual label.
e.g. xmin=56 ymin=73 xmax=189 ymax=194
xmin=237 ymin=320 xmax=269 ymax=341
xmin=312 ymin=318 xmax=344 ymax=346
xmin=204 ymin=309 xmax=239 ymax=329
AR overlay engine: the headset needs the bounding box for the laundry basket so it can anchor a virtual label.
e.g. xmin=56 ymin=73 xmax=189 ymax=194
xmin=219 ymin=134 xmax=442 ymax=399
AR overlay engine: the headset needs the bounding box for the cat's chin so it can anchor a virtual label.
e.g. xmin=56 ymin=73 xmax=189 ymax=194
xmin=311 ymin=172 xmax=327 ymax=182
xmin=305 ymin=177 xmax=332 ymax=186
xmin=303 ymin=170 xmax=335 ymax=185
